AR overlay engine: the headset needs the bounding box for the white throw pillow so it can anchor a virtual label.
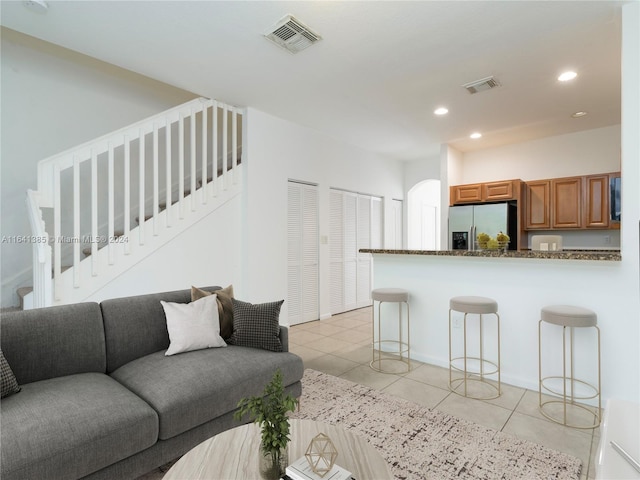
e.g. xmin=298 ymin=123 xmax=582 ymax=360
xmin=161 ymin=294 xmax=227 ymax=356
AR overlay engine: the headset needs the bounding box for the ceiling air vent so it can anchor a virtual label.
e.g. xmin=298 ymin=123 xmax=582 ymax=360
xmin=462 ymin=76 xmax=501 ymax=94
xmin=265 ymin=15 xmax=322 ymax=54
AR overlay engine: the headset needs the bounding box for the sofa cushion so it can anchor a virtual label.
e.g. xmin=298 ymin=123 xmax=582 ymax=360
xmin=191 ymin=284 xmax=235 ymax=340
xmin=0 ymin=373 xmax=158 ymax=480
xmin=101 ymin=286 xmax=221 ymax=373
xmin=0 ymin=350 xmax=20 ymax=398
xmin=228 ymin=298 xmax=284 ymax=352
xmin=110 ymin=345 xmax=304 ymax=440
xmin=162 ymin=294 xmax=226 ymax=356
xmin=0 ymin=302 xmax=105 ymax=384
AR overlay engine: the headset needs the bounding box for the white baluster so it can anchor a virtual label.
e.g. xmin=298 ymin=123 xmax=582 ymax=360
xmin=108 ymin=142 xmax=115 ymax=263
xmin=153 ymin=123 xmax=159 ymax=235
xmin=190 ymin=109 xmax=196 ymax=211
xmin=73 ymin=156 xmax=80 ymax=288
xmin=124 ymin=135 xmax=131 ymax=254
xmin=222 ymin=104 xmax=228 ymax=190
xmin=139 ymin=128 xmax=145 ymax=245
xmin=165 ymin=118 xmax=172 ymax=227
xmin=232 ymin=109 xmax=238 ymax=185
xmin=91 ymin=149 xmax=98 ymax=276
xmin=202 ymin=103 xmax=208 ymax=203
xmin=179 ymin=112 xmax=185 ymax=219
xmin=53 ymin=164 xmax=62 ymax=300
xmin=212 ymin=100 xmax=218 ymax=197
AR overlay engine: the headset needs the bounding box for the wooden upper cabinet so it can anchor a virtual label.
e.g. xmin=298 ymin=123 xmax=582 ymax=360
xmin=451 ymin=180 xmax=520 ymax=205
xmin=483 ymin=180 xmax=516 ymax=201
xmin=450 ymin=183 xmax=482 ymax=205
xmin=584 ymin=174 xmax=610 ymax=228
xmin=552 ymin=177 xmax=582 ymax=228
xmin=525 ymin=180 xmax=550 ymax=229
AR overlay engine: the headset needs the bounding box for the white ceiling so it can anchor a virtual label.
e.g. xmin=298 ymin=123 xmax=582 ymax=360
xmin=0 ymin=0 xmax=624 ymax=161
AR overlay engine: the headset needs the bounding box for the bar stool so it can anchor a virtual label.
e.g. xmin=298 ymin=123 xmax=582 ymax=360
xmin=539 ymin=305 xmax=601 ymax=429
xmin=449 ymin=296 xmax=501 ymax=399
xmin=370 ymin=288 xmax=410 ymax=373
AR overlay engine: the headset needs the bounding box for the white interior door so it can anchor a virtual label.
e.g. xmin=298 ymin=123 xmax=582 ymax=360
xmin=420 ymin=202 xmax=437 ymax=250
xmin=287 ymin=181 xmax=319 ymax=325
xmin=390 ymin=199 xmax=403 ymax=249
xmin=330 ymin=189 xmax=382 ymax=315
xmin=329 ymin=190 xmax=344 ymax=315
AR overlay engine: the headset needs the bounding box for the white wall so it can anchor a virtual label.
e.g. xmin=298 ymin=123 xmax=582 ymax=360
xmin=460 ymin=125 xmax=621 ymax=183
xmin=83 ymin=194 xmax=243 ymax=303
xmin=244 ymin=108 xmax=404 ymax=322
xmin=0 ymin=28 xmax=197 ymax=306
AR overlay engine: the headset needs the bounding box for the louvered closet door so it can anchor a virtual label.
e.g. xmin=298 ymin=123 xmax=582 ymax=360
xmin=343 ymin=192 xmax=358 ymax=312
xmin=356 ymin=196 xmax=371 ymax=307
xmin=329 ymin=190 xmax=344 ymax=315
xmin=356 ymin=196 xmax=382 ymax=307
xmin=330 ymin=189 xmax=383 ymax=314
xmin=287 ymin=182 xmax=319 ymax=325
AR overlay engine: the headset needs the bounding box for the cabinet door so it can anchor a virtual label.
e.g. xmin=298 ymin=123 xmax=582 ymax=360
xmin=552 ymin=177 xmax=582 ymax=228
xmin=584 ymin=175 xmax=609 ymax=228
xmin=451 ymin=184 xmax=482 ymax=204
xmin=484 ymin=180 xmax=515 ymax=201
xmin=525 ymin=181 xmax=550 ymax=229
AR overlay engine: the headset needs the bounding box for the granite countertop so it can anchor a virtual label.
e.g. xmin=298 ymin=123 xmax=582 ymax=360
xmin=359 ymin=249 xmax=622 ymax=261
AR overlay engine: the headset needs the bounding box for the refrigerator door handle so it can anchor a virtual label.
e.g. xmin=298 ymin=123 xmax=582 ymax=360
xmin=469 ymin=225 xmax=475 ymax=251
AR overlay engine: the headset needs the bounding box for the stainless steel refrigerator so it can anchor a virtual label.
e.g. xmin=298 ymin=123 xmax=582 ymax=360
xmin=449 ymin=202 xmax=517 ymax=250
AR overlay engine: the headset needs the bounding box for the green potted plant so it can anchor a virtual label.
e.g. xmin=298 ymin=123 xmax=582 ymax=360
xmin=234 ymin=368 xmax=298 ymax=479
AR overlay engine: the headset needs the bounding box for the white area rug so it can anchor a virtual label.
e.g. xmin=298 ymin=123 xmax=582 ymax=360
xmin=290 ymin=369 xmax=582 ymax=480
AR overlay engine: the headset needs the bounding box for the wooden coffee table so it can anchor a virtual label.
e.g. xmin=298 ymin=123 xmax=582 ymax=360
xmin=163 ymin=419 xmax=393 ymax=479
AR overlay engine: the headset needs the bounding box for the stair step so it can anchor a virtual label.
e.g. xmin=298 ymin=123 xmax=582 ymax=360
xmin=17 ymin=286 xmax=33 ymax=310
xmin=82 ymin=231 xmax=125 ymax=257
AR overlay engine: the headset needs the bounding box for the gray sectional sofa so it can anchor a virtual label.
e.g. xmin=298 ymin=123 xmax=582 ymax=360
xmin=0 ymin=287 xmax=304 ymax=480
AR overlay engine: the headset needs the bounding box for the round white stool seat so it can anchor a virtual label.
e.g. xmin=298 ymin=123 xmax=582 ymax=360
xmin=541 ymin=305 xmax=597 ymax=328
xmin=450 ymin=296 xmax=498 ymax=315
xmin=372 ymin=288 xmax=409 ymax=303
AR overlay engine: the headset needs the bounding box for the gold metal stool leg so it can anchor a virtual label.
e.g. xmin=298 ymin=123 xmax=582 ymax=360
xmin=539 ymin=321 xmax=601 ymax=429
xmin=449 ymin=309 xmax=500 ymax=400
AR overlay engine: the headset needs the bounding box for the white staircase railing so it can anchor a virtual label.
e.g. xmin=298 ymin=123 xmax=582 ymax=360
xmin=26 ymin=97 xmax=243 ymax=308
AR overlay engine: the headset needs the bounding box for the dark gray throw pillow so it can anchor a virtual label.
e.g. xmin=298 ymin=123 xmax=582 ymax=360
xmin=1 ymin=349 xmax=21 ymax=398
xmin=228 ymin=299 xmax=284 ymax=352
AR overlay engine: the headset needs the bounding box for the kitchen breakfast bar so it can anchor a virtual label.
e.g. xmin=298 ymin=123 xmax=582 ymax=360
xmin=360 ymin=248 xmax=629 ymax=402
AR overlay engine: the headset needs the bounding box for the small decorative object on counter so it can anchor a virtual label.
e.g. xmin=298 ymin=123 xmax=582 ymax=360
xmin=305 ymin=433 xmax=338 ymax=477
xmin=477 ymin=232 xmax=491 ymax=249
xmin=496 ymin=231 xmax=510 ymax=250
xmin=477 ymin=231 xmax=510 ymax=250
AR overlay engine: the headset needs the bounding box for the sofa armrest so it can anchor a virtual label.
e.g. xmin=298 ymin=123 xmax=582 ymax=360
xmin=279 ymin=326 xmax=289 ymax=352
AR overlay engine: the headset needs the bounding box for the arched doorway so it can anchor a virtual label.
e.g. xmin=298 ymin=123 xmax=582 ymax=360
xmin=408 ymin=179 xmax=441 ymax=250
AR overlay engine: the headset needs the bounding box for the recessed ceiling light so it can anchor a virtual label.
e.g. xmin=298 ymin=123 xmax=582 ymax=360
xmin=571 ymin=111 xmax=588 ymax=118
xmin=558 ymin=71 xmax=577 ymax=82
xmin=470 ymin=132 xmax=482 ymax=139
xmin=434 ymin=107 xmax=449 ymax=116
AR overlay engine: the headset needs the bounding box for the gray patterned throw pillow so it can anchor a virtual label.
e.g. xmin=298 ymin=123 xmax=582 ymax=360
xmin=1 ymin=349 xmax=21 ymax=398
xmin=228 ymin=299 xmax=284 ymax=352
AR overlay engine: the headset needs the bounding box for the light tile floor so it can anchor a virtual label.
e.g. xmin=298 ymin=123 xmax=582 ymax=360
xmin=289 ymin=307 xmax=601 ymax=480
